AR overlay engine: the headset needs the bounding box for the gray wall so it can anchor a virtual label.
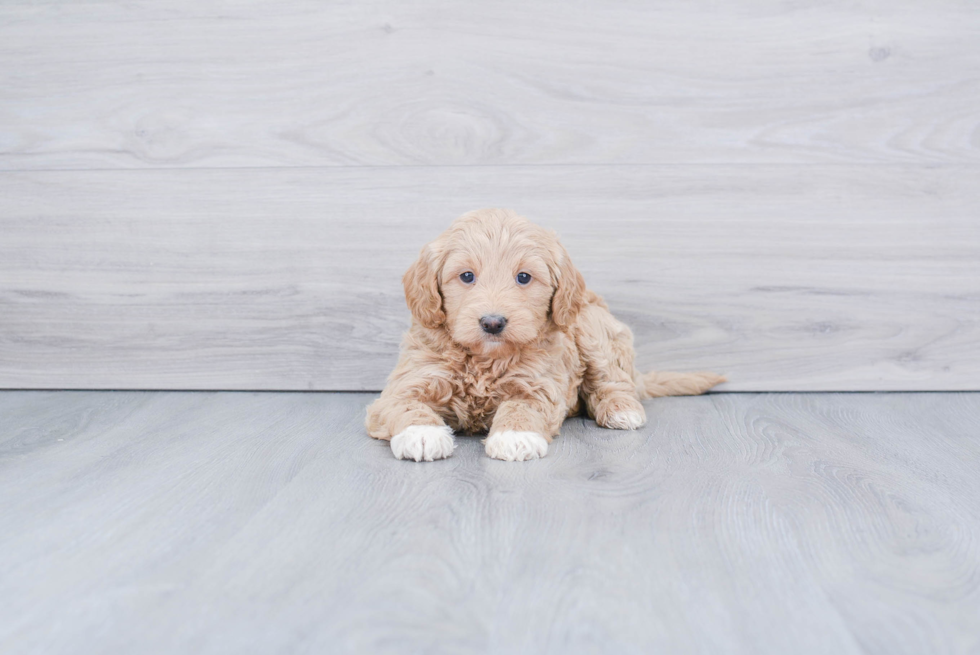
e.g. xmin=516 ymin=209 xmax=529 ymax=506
xmin=1 ymin=0 xmax=978 ymax=391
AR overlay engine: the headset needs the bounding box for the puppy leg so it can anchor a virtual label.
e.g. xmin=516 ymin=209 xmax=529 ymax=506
xmin=575 ymin=302 xmax=647 ymax=430
xmin=587 ymin=381 xmax=647 ymax=430
xmin=485 ymin=399 xmax=563 ymax=461
xmin=365 ymin=395 xmax=455 ymax=462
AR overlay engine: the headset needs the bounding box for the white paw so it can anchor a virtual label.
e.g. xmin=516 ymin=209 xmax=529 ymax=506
xmin=484 ymin=430 xmax=549 ymax=461
xmin=390 ymin=425 xmax=455 ymax=462
xmin=603 ymin=410 xmax=646 ymax=430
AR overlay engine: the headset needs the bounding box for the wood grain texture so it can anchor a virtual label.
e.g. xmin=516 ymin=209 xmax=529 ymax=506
xmin=1 ymin=390 xmax=979 ymax=654
xmin=2 ymin=165 xmax=978 ymax=391
xmin=2 ymin=0 xmax=978 ymax=391
xmin=1 ymin=0 xmax=978 ymax=170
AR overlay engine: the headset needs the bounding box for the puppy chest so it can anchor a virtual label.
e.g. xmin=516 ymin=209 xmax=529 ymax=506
xmin=453 ymin=371 xmax=506 ymax=432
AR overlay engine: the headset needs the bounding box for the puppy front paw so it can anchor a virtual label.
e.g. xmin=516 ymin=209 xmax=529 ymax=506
xmin=484 ymin=430 xmax=549 ymax=461
xmin=390 ymin=425 xmax=455 ymax=462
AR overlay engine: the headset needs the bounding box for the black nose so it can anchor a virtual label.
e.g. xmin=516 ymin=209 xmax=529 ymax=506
xmin=480 ymin=314 xmax=507 ymax=335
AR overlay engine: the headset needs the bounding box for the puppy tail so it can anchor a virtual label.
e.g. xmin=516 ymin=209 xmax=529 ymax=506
xmin=639 ymin=371 xmax=726 ymax=398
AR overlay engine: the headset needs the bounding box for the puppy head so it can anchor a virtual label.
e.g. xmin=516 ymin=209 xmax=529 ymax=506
xmin=403 ymin=209 xmax=586 ymax=354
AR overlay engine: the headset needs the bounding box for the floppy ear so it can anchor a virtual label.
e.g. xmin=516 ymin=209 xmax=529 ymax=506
xmin=549 ymin=240 xmax=587 ymax=330
xmin=402 ymin=240 xmax=446 ymax=328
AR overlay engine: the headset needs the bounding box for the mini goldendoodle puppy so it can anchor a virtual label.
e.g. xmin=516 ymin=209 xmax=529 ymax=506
xmin=366 ymin=209 xmax=724 ymax=462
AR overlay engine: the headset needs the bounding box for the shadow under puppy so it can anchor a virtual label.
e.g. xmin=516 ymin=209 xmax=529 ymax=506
xmin=366 ymin=209 xmax=724 ymax=462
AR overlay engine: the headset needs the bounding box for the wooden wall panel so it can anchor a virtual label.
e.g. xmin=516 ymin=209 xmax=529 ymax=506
xmin=2 ymin=166 xmax=977 ymax=390
xmin=0 ymin=1 xmax=978 ymax=170
xmin=1 ymin=0 xmax=977 ymax=389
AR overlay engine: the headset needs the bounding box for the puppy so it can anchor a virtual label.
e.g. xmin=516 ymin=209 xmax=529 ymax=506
xmin=366 ymin=209 xmax=724 ymax=462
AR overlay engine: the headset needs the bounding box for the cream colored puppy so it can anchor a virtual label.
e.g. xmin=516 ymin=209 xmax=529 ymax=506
xmin=366 ymin=209 xmax=724 ymax=462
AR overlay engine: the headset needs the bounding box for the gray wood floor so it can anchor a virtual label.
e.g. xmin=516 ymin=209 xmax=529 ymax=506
xmin=2 ymin=391 xmax=978 ymax=654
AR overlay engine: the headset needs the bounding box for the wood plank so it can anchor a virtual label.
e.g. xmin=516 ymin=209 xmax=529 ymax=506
xmin=1 ymin=0 xmax=978 ymax=170
xmin=1 ymin=390 xmax=979 ymax=653
xmin=1 ymin=165 xmax=978 ymax=391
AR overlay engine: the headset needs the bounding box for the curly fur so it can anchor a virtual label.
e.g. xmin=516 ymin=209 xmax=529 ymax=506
xmin=366 ymin=209 xmax=725 ymax=461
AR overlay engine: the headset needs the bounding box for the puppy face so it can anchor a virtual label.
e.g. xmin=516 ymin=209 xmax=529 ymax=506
xmin=403 ymin=209 xmax=586 ymax=355
xmin=440 ymin=228 xmax=554 ymax=353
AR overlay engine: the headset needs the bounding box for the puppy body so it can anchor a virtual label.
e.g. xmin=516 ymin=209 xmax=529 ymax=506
xmin=366 ymin=209 xmax=724 ymax=461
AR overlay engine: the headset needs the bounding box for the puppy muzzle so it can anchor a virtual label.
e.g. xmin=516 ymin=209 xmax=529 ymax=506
xmin=479 ymin=314 xmax=507 ymax=335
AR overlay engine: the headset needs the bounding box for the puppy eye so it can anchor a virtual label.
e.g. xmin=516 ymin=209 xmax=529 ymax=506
xmin=516 ymin=272 xmax=532 ymax=285
xmin=459 ymin=271 xmax=475 ymax=284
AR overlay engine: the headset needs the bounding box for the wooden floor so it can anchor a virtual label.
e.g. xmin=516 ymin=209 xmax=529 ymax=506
xmin=2 ymin=391 xmax=978 ymax=654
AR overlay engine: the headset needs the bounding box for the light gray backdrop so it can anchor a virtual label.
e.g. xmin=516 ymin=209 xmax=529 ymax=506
xmin=1 ymin=0 xmax=978 ymax=390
